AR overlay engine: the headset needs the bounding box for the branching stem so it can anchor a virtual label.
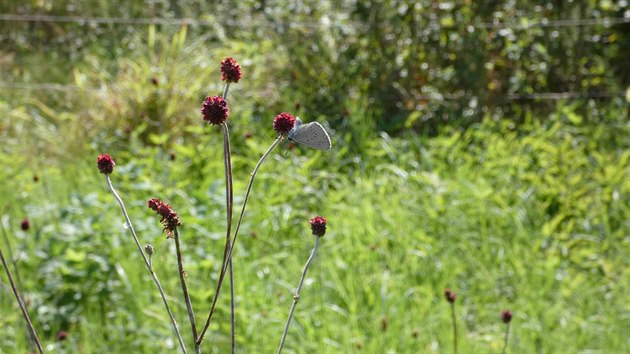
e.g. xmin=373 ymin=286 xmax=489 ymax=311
xmin=0 ymin=215 xmax=22 ymax=288
xmin=0 ymin=245 xmax=43 ymax=354
xmin=220 ymin=82 xmax=237 ymax=354
xmin=174 ymin=228 xmax=199 ymax=354
xmin=197 ymin=136 xmax=283 ymax=346
xmin=105 ymin=175 xmax=187 ymax=354
xmin=277 ymin=236 xmax=320 ymax=354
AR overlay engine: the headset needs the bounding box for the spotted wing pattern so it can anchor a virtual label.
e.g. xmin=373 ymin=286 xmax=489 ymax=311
xmin=288 ymin=121 xmax=332 ymax=150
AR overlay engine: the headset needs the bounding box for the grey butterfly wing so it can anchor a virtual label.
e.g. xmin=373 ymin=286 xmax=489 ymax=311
xmin=288 ymin=122 xmax=332 ymax=150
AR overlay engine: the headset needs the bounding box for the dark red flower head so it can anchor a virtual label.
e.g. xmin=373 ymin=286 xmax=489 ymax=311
xmin=148 ymin=198 xmax=181 ymax=238
xmin=97 ymin=154 xmax=115 ymax=174
xmin=501 ymin=310 xmax=513 ymax=324
xmin=201 ymin=96 xmax=228 ymax=125
xmin=310 ymin=216 xmax=327 ymax=237
xmin=20 ymin=218 xmax=30 ymax=231
xmin=444 ymin=288 xmax=457 ymax=303
xmin=220 ymin=57 xmax=242 ymax=83
xmin=57 ymin=330 xmax=68 ymax=341
xmin=273 ymin=112 xmax=296 ymax=135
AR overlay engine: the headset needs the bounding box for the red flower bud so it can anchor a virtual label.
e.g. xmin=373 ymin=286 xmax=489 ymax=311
xmin=97 ymin=154 xmax=115 ymax=174
xmin=309 ymin=216 xmax=327 ymax=237
xmin=201 ymin=96 xmax=228 ymax=125
xmin=444 ymin=288 xmax=457 ymax=303
xmin=220 ymin=57 xmax=242 ymax=83
xmin=147 ymin=198 xmax=181 ymax=238
xmin=273 ymin=112 xmax=296 ymax=134
xmin=501 ymin=310 xmax=513 ymax=324
xmin=20 ymin=218 xmax=30 ymax=231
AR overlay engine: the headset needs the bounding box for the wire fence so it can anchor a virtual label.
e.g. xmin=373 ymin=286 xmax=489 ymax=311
xmin=1 ymin=13 xmax=629 ymax=29
xmin=0 ymin=81 xmax=624 ymax=102
xmin=1 ymin=13 xmax=627 ymax=102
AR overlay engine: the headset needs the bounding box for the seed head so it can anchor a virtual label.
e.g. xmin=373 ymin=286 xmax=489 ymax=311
xmin=501 ymin=310 xmax=513 ymax=324
xmin=444 ymin=288 xmax=457 ymax=303
xmin=97 ymin=154 xmax=115 ymax=174
xmin=220 ymin=57 xmax=242 ymax=83
xmin=309 ymin=216 xmax=327 ymax=237
xmin=57 ymin=330 xmax=68 ymax=341
xmin=273 ymin=112 xmax=296 ymax=135
xmin=380 ymin=316 xmax=389 ymax=332
xmin=148 ymin=198 xmax=181 ymax=238
xmin=145 ymin=244 xmax=155 ymax=256
xmin=201 ymin=96 xmax=228 ymax=125
xmin=20 ymin=218 xmax=30 ymax=231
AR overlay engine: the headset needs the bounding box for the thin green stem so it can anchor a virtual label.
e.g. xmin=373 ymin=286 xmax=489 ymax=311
xmin=501 ymin=322 xmax=510 ymax=354
xmin=197 ymin=136 xmax=283 ymax=346
xmin=0 ymin=214 xmax=22 ymax=289
xmin=451 ymin=302 xmax=458 ymax=354
xmin=229 ymin=259 xmax=235 ymax=354
xmin=221 ymin=83 xmax=236 ymax=354
xmin=222 ymin=82 xmax=230 ymax=100
xmin=0 ymin=245 xmax=44 ymax=354
xmin=174 ymin=228 xmax=199 ymax=354
xmin=222 ymin=122 xmax=237 ymax=354
xmin=105 ymin=175 xmax=187 ymax=354
xmin=277 ymin=236 xmax=320 ymax=354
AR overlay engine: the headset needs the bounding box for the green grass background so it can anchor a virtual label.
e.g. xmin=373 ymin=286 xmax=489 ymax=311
xmin=2 ymin=112 xmax=629 ymax=353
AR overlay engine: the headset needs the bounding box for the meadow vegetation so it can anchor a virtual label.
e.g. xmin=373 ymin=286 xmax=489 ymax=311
xmin=1 ymin=1 xmax=629 ymax=353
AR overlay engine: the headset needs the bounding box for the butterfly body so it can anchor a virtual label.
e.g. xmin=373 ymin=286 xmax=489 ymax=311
xmin=287 ymin=117 xmax=332 ymax=150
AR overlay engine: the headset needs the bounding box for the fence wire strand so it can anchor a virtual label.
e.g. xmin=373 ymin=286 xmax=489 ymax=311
xmin=0 ymin=13 xmax=629 ymax=29
xmin=1 ymin=13 xmax=627 ymax=102
xmin=0 ymin=81 xmax=623 ymax=101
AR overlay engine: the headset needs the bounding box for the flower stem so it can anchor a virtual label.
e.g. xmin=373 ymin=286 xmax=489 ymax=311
xmin=451 ymin=302 xmax=458 ymax=354
xmin=0 ymin=214 xmax=23 ymax=289
xmin=197 ymin=136 xmax=283 ymax=346
xmin=277 ymin=236 xmax=320 ymax=354
xmin=0 ymin=245 xmax=43 ymax=354
xmin=229 ymin=260 xmax=235 ymax=354
xmin=105 ymin=175 xmax=187 ymax=354
xmin=221 ymin=82 xmax=236 ymax=354
xmin=501 ymin=322 xmax=510 ymax=354
xmin=222 ymin=82 xmax=230 ymax=100
xmin=174 ymin=228 xmax=199 ymax=354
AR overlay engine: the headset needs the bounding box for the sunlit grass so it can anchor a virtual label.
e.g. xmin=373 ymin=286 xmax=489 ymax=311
xmin=1 ymin=105 xmax=629 ymax=352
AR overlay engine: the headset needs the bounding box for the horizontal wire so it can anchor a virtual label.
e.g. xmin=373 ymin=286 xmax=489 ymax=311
xmin=0 ymin=13 xmax=316 ymax=28
xmin=0 ymin=13 xmax=629 ymax=30
xmin=502 ymin=91 xmax=624 ymax=100
xmin=1 ymin=14 xmax=625 ymax=101
xmin=476 ymin=16 xmax=630 ymax=29
xmin=0 ymin=81 xmax=623 ymax=101
xmin=413 ymin=91 xmax=624 ymax=101
xmin=0 ymin=82 xmax=83 ymax=91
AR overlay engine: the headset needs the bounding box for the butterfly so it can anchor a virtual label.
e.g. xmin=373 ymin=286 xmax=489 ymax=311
xmin=287 ymin=117 xmax=332 ymax=150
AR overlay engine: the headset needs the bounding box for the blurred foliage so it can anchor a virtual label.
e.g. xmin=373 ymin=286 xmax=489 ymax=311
xmin=1 ymin=0 xmax=629 ymax=143
xmin=1 ymin=103 xmax=629 ymax=352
